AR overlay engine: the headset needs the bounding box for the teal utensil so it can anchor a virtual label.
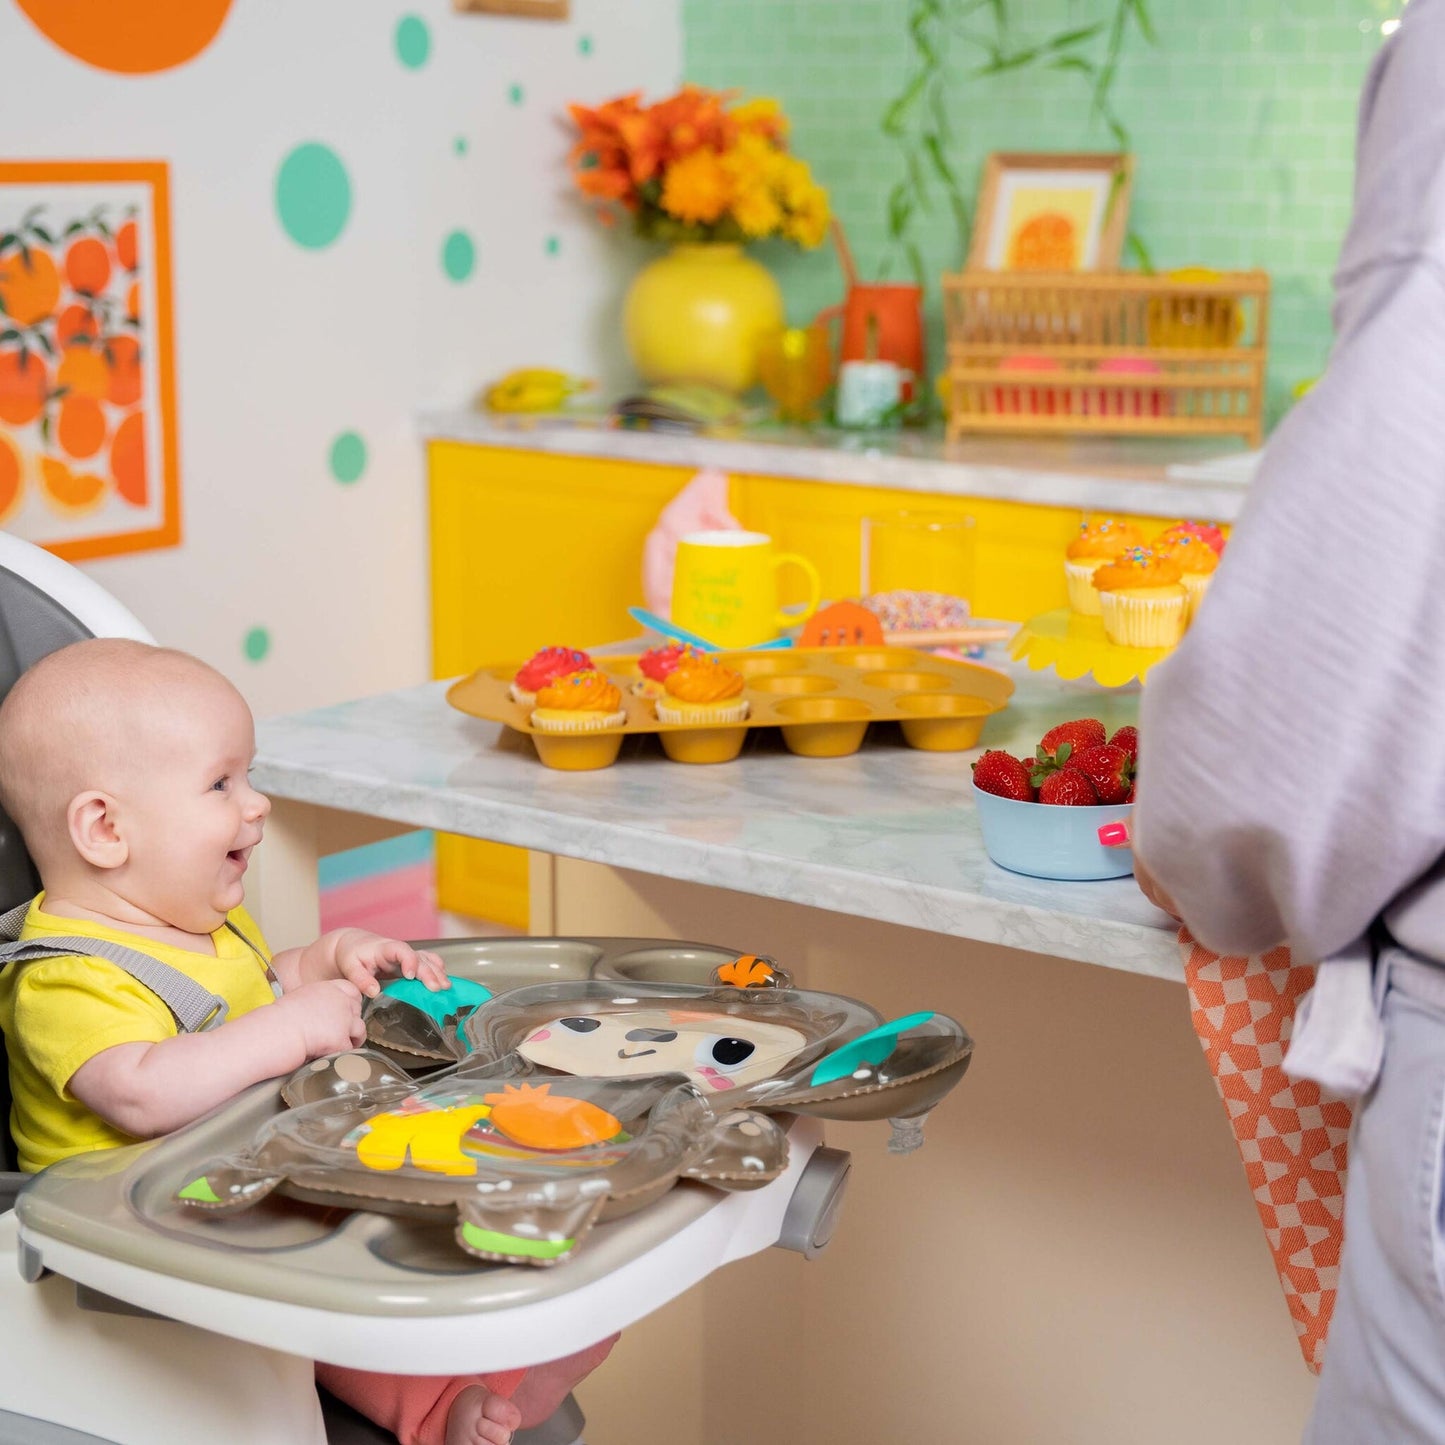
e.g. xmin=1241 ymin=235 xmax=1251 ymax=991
xmin=627 ymin=606 xmax=793 ymax=652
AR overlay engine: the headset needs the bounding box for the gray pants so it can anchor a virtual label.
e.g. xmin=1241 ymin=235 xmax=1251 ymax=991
xmin=1306 ymin=952 xmax=1445 ymax=1443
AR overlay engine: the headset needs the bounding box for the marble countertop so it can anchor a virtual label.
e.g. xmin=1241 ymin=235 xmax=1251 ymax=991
xmin=418 ymin=408 xmax=1258 ymax=522
xmin=254 ymin=665 xmax=1181 ymax=984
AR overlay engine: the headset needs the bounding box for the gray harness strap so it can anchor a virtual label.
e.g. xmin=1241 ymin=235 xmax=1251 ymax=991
xmin=0 ymin=899 xmax=279 ymax=1034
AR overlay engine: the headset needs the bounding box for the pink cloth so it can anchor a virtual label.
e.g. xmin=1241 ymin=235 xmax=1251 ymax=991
xmin=641 ymin=468 xmax=741 ymax=616
xmin=315 ymin=1363 xmax=525 ymax=1445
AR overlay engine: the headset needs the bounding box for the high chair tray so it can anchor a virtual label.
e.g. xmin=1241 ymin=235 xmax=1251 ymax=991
xmin=14 ymin=937 xmax=842 ymax=1373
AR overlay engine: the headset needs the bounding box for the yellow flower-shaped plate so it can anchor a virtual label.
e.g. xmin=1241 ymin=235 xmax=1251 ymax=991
xmin=1009 ymin=609 xmax=1173 ymax=688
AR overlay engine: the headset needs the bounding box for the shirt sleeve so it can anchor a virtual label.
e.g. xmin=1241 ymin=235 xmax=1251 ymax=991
xmin=1134 ymin=253 xmax=1445 ymax=962
xmin=12 ymin=957 xmax=177 ymax=1097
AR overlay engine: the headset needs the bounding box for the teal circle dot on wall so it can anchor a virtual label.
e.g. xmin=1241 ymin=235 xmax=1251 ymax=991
xmin=442 ymin=229 xmax=475 ymax=281
xmin=275 ymin=143 xmax=351 ymax=249
xmin=244 ymin=627 xmax=271 ymax=664
xmin=330 ymin=431 xmax=367 ymax=484
xmin=453 ymin=136 xmax=468 ymax=156
xmin=578 ymin=34 xmax=593 ymax=55
xmin=508 ymin=83 xmax=525 ymax=105
xmin=395 ymin=14 xmax=431 ymax=68
xmin=544 ymin=235 xmax=560 ymax=257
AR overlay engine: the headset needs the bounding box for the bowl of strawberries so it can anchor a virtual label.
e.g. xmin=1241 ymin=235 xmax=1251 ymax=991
xmin=970 ymin=719 xmax=1137 ymax=881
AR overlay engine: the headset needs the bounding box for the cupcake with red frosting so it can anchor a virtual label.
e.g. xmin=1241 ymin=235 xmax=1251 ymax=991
xmin=655 ymin=654 xmax=749 ymax=725
xmin=631 ymin=644 xmax=690 ymax=699
xmin=510 ymin=646 xmax=594 ymax=706
xmin=530 ymin=670 xmax=627 ymax=732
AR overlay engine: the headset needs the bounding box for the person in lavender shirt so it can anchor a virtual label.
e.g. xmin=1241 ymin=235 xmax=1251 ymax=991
xmin=1133 ymin=4 xmax=1445 ymax=1439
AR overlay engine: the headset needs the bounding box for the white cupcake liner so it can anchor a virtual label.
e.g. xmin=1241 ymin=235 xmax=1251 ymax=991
xmin=1064 ymin=558 xmax=1106 ymax=616
xmin=530 ymin=708 xmax=627 ymax=733
xmin=1099 ymin=591 xmax=1188 ymax=648
xmin=655 ymin=699 xmax=750 ymax=726
xmin=1181 ymin=571 xmax=1212 ymax=620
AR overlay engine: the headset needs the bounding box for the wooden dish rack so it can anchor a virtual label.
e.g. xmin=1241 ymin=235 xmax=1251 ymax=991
xmin=942 ymin=269 xmax=1270 ymax=445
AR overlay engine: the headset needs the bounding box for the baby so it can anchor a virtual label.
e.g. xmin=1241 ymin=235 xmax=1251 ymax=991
xmin=0 ymin=640 xmax=614 ymax=1445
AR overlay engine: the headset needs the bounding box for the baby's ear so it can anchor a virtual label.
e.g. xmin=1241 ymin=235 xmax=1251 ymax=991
xmin=67 ymin=791 xmax=126 ymax=870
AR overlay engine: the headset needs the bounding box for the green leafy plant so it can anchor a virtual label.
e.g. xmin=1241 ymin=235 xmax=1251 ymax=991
xmin=881 ymin=0 xmax=1158 ymax=282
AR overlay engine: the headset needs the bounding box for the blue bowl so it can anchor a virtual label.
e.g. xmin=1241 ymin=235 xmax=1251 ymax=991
xmin=972 ymin=783 xmax=1134 ymax=881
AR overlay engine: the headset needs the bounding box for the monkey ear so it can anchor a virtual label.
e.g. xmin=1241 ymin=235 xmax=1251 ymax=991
xmin=67 ymin=791 xmax=128 ymax=871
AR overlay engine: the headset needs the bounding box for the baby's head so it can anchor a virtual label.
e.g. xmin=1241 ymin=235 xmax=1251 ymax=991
xmin=0 ymin=640 xmax=270 ymax=933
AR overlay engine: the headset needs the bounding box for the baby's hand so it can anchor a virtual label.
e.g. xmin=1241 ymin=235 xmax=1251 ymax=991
xmin=330 ymin=929 xmax=450 ymax=999
xmin=273 ymin=978 xmax=367 ymax=1058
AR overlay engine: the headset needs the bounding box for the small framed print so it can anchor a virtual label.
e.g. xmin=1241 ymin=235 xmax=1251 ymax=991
xmin=453 ymin=0 xmax=569 ymax=17
xmin=967 ymin=152 xmax=1133 ymax=273
xmin=0 ymin=159 xmax=180 ymax=560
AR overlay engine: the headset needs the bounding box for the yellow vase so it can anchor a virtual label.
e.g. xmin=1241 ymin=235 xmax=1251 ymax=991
xmin=623 ymin=243 xmax=784 ymax=394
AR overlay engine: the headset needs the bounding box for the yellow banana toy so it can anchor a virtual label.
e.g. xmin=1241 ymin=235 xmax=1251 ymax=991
xmin=481 ymin=368 xmax=594 ymax=414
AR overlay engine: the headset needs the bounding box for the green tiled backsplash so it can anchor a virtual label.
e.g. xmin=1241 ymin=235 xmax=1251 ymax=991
xmin=683 ymin=0 xmax=1399 ymax=425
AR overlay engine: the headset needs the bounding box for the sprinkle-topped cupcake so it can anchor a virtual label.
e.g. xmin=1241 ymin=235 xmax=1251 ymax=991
xmin=656 ymin=654 xmax=749 ymax=725
xmin=1154 ymin=530 xmax=1220 ymax=619
xmin=530 ymin=669 xmax=626 ymax=732
xmin=510 ymin=646 xmax=594 ymax=706
xmin=631 ymin=644 xmax=690 ymax=699
xmin=1158 ymin=520 xmax=1226 ymax=556
xmin=1064 ymin=518 xmax=1147 ymax=616
xmin=1092 ymin=546 xmax=1188 ymax=648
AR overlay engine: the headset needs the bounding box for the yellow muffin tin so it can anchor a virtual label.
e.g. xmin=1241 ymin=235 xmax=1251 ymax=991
xmin=447 ymin=648 xmax=1016 ymax=771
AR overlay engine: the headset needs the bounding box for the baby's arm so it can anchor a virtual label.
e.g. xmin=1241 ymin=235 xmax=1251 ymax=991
xmin=68 ymin=979 xmax=365 ymax=1139
xmin=271 ymin=927 xmax=448 ymax=998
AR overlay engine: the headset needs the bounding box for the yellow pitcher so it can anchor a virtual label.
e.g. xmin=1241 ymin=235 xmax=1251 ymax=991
xmin=671 ymin=530 xmax=822 ymax=648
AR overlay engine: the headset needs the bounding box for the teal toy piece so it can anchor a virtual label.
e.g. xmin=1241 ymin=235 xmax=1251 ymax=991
xmin=382 ymin=975 xmax=492 ymax=1027
xmin=809 ymin=1012 xmax=937 ymax=1087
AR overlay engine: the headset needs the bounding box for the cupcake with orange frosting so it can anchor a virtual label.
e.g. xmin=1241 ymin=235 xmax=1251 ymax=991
xmin=655 ymin=654 xmax=749 ymax=725
xmin=1064 ymin=518 xmax=1147 ymax=615
xmin=1158 ymin=520 xmax=1226 ymax=556
xmin=510 ymin=646 xmax=594 ymax=706
xmin=530 ymin=669 xmax=626 ymax=732
xmin=631 ymin=644 xmax=690 ymax=699
xmin=1154 ymin=529 xmax=1220 ymax=619
xmin=1092 ymin=547 xmax=1189 ymax=648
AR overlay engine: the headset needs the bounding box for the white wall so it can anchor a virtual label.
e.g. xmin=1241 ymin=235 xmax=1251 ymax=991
xmin=0 ymin=0 xmax=680 ymax=716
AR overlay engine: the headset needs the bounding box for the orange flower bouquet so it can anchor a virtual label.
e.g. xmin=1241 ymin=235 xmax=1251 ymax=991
xmin=567 ymin=87 xmax=830 ymax=249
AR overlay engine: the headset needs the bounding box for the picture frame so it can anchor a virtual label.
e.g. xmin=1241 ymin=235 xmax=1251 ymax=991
xmin=453 ymin=0 xmax=569 ymax=17
xmin=0 ymin=159 xmax=180 ymax=561
xmin=966 ymin=152 xmax=1133 ymax=273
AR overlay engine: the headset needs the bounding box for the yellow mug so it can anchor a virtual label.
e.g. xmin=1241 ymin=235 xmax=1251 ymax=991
xmin=671 ymin=530 xmax=822 ymax=648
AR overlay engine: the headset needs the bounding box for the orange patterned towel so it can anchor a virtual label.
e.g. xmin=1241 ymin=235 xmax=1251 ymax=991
xmin=1181 ymin=927 xmax=1352 ymax=1373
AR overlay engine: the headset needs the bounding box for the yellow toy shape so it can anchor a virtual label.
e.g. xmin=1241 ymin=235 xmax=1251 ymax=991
xmin=356 ymin=1103 xmax=491 ymax=1177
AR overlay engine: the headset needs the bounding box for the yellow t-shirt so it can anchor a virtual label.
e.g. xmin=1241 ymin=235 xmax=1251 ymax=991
xmin=0 ymin=895 xmax=277 ymax=1173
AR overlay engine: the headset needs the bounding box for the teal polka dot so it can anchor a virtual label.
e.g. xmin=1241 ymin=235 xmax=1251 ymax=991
xmin=453 ymin=136 xmax=468 ymax=156
xmin=508 ymin=83 xmax=524 ymax=105
xmin=275 ymin=143 xmax=351 ymax=250
xmin=395 ymin=14 xmax=430 ymax=68
xmin=442 ymin=230 xmax=475 ymax=282
xmin=329 ymin=431 xmax=367 ymax=484
xmin=544 ymin=235 xmax=560 ymax=257
xmin=578 ymin=34 xmax=593 ymax=55
xmin=244 ymin=627 xmax=271 ymax=664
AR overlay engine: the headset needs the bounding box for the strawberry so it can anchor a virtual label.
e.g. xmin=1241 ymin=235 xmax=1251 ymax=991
xmin=1038 ymin=718 xmax=1106 ymax=758
xmin=971 ymin=750 xmax=1036 ymax=802
xmin=1109 ymin=725 xmax=1139 ymax=764
xmin=1038 ymin=769 xmax=1099 ymax=806
xmin=1068 ymin=743 xmax=1134 ymax=805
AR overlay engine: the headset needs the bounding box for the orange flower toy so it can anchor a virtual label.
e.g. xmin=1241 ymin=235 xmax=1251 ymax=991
xmin=567 ymin=88 xmax=830 ymax=391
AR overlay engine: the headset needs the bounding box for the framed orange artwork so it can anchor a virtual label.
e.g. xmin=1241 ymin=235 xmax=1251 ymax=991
xmin=453 ymin=0 xmax=568 ymax=16
xmin=0 ymin=160 xmax=180 ymax=561
xmin=966 ymin=152 xmax=1132 ymax=273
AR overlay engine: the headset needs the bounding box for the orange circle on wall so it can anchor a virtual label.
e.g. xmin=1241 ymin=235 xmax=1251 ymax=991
xmin=16 ymin=0 xmax=233 ymax=75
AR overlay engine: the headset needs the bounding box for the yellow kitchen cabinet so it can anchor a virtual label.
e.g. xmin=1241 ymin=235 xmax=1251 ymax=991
xmin=428 ymin=438 xmax=1190 ymax=925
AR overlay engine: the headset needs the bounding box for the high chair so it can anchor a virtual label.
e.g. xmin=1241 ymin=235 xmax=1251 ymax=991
xmin=0 ymin=532 xmax=856 ymax=1445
